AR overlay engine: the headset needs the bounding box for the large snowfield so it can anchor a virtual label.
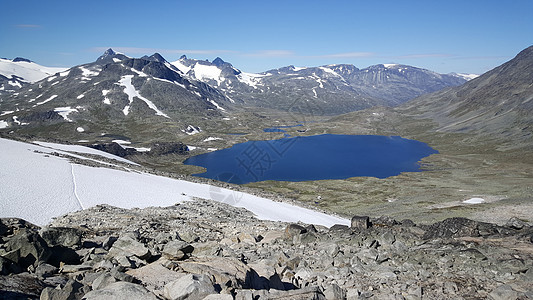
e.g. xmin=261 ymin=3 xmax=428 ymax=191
xmin=0 ymin=138 xmax=349 ymax=227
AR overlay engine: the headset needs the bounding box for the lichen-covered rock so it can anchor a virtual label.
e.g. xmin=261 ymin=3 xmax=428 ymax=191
xmin=163 ymin=274 xmax=216 ymax=300
xmin=82 ymin=281 xmax=158 ymax=300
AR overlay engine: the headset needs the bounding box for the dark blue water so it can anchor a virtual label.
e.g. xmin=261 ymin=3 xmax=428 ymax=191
xmin=263 ymin=124 xmax=303 ymax=133
xmin=183 ymin=134 xmax=438 ymax=184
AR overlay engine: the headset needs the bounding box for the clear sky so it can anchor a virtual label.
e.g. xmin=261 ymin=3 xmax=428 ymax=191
xmin=1 ymin=0 xmax=531 ymax=75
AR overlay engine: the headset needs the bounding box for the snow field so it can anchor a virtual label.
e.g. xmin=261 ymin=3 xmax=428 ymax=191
xmin=1 ymin=138 xmax=350 ymax=227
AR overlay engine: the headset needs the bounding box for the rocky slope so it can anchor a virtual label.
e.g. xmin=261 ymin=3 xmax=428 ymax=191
xmin=1 ymin=199 xmax=532 ymax=299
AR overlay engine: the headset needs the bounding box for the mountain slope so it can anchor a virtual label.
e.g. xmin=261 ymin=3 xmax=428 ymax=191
xmin=0 ymin=50 xmax=232 ymax=142
xmin=401 ymin=45 xmax=533 ymax=144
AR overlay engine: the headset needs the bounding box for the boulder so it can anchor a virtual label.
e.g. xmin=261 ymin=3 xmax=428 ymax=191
xmin=422 ymin=218 xmax=499 ymax=239
xmin=163 ymin=274 xmax=216 ymax=300
xmin=505 ymin=217 xmax=526 ymax=230
xmin=91 ymin=272 xmax=117 ymax=290
xmin=35 ymin=263 xmax=58 ymax=278
xmin=489 ymin=284 xmax=520 ymax=300
xmin=324 ymin=283 xmax=346 ymax=300
xmin=126 ymin=259 xmax=185 ymax=294
xmin=40 ymin=279 xmax=89 ymax=300
xmin=0 ymin=273 xmax=45 ymax=299
xmin=351 ymin=216 xmax=370 ymax=229
xmin=162 ymin=240 xmax=194 ymax=260
xmin=1 ymin=229 xmax=51 ymax=270
xmin=108 ymin=235 xmax=151 ymax=260
xmin=39 ymin=227 xmax=82 ymax=248
xmin=285 ymin=224 xmax=307 ymax=239
xmin=82 ymin=282 xmax=158 ymax=300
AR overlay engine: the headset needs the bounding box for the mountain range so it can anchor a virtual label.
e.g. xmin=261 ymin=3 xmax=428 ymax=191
xmin=0 ymin=49 xmax=474 ymax=141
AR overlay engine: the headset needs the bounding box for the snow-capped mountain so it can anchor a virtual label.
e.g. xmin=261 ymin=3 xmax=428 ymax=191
xmin=171 ymin=57 xmax=468 ymax=115
xmin=0 ymin=50 xmax=232 ymax=141
xmin=0 ymin=57 xmax=67 ymax=93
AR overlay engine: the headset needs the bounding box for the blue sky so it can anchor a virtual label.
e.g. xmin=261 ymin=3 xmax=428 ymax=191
xmin=1 ymin=0 xmax=531 ymax=74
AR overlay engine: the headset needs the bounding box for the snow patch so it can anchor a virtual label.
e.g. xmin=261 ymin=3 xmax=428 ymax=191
xmin=0 ymin=120 xmax=9 ymax=128
xmin=77 ymin=94 xmax=85 ymax=99
xmin=76 ymin=127 xmax=85 ymax=133
xmin=183 ymin=125 xmax=201 ymax=135
xmin=208 ymin=99 xmax=225 ymax=111
xmin=118 ymin=75 xmax=170 ymax=118
xmin=1 ymin=111 xmax=14 ymax=116
xmin=203 ymin=137 xmax=222 ymax=142
xmin=112 ymin=139 xmax=131 ymax=145
xmin=35 ymin=95 xmax=58 ymax=106
xmin=463 ymin=197 xmax=485 ymax=204
xmin=54 ymin=106 xmax=78 ymax=122
xmin=13 ymin=116 xmax=28 ymax=125
xmin=8 ymin=81 xmax=22 ymax=88
xmin=192 ymin=63 xmax=223 ymax=85
xmin=79 ymin=67 xmax=100 ymax=81
xmin=383 ymin=64 xmax=398 ymax=68
xmin=187 ymin=145 xmax=197 ymax=151
xmin=170 ymin=60 xmax=191 ymax=74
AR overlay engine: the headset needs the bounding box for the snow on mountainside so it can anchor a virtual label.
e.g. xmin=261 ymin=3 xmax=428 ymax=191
xmin=0 ymin=58 xmax=66 ymax=90
xmin=0 ymin=50 xmax=232 ymax=141
xmin=171 ymin=56 xmax=468 ymax=115
xmin=0 ymin=137 xmax=349 ymax=227
xmin=449 ymin=72 xmax=479 ymax=81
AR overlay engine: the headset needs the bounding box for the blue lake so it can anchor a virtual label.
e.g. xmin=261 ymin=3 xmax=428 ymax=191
xmin=183 ymin=134 xmax=438 ymax=184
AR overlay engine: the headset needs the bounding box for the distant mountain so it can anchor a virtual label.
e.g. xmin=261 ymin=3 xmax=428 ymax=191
xmin=0 ymin=50 xmax=232 ymax=142
xmin=171 ymin=57 xmax=468 ymax=115
xmin=0 ymin=57 xmax=67 ymax=93
xmin=401 ymin=45 xmax=533 ymax=144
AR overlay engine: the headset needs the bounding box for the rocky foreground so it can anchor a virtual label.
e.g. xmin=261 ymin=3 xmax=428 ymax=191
xmin=1 ymin=199 xmax=532 ymax=300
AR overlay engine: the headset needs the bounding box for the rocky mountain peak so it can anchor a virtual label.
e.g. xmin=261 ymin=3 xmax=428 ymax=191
xmin=212 ymin=57 xmax=226 ymax=67
xmin=12 ymin=57 xmax=32 ymax=63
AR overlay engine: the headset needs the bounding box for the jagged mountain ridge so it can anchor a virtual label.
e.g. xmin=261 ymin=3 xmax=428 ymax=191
xmin=0 ymin=50 xmax=232 ymax=141
xmin=401 ymin=45 xmax=533 ymax=144
xmin=171 ymin=56 xmax=469 ymax=115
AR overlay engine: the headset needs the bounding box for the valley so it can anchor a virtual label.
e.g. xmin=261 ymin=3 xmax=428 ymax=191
xmin=1 ymin=46 xmax=531 ymax=227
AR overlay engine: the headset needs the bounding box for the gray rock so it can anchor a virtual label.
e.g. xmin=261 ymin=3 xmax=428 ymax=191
xmin=82 ymin=281 xmax=158 ymax=300
xmin=35 ymin=263 xmax=58 ymax=278
xmin=91 ymin=272 xmax=117 ymax=290
xmin=2 ymin=229 xmax=51 ymax=270
xmin=163 ymin=274 xmax=216 ymax=300
xmin=39 ymin=227 xmax=82 ymax=248
xmin=285 ymin=224 xmax=307 ymax=239
xmin=351 ymin=216 xmax=370 ymax=229
xmin=505 ymin=217 xmax=526 ymax=230
xmin=40 ymin=279 xmax=89 ymax=300
xmin=0 ymin=273 xmax=45 ymax=299
xmin=162 ymin=240 xmax=194 ymax=260
xmin=108 ymin=235 xmax=151 ymax=260
xmin=102 ymin=236 xmax=118 ymax=251
xmin=324 ymin=283 xmax=346 ymax=300
xmin=489 ymin=284 xmax=519 ymax=300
